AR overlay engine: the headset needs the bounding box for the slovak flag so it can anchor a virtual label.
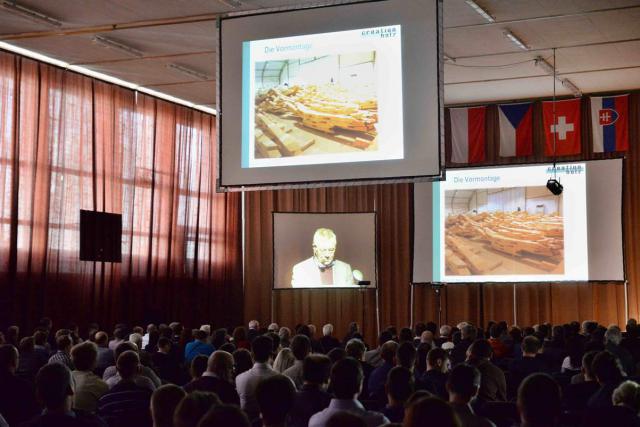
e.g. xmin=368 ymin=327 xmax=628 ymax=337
xmin=450 ymin=106 xmax=486 ymax=164
xmin=498 ymin=102 xmax=533 ymax=157
xmin=590 ymin=94 xmax=629 ymax=153
xmin=542 ymin=98 xmax=581 ymax=156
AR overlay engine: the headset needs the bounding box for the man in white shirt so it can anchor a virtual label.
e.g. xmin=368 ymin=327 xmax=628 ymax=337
xmin=70 ymin=341 xmax=108 ymax=413
xmin=309 ymin=357 xmax=389 ymax=427
xmin=236 ymin=335 xmax=278 ymax=421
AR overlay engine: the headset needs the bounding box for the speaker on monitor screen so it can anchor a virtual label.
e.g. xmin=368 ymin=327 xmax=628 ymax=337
xmin=79 ymin=210 xmax=122 ymax=263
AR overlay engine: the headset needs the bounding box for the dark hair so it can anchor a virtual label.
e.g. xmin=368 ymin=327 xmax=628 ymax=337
xmin=378 ymin=330 xmax=393 ymax=347
xmin=592 ymin=351 xmax=623 ymax=384
xmin=71 ymin=341 xmax=98 ymax=371
xmin=36 ymin=363 xmax=72 ymax=408
xmin=212 ymin=329 xmax=228 ymax=349
xmin=158 ymin=337 xmax=171 ymax=349
xmin=56 ymin=334 xmax=72 ymax=351
xmin=220 ymin=343 xmax=236 ymax=354
xmin=517 ymin=373 xmax=561 ymax=425
xmin=415 ymin=343 xmax=431 ymax=375
xmin=386 ymin=366 xmax=414 ymax=402
xmin=399 ymin=328 xmax=414 ymax=343
xmin=303 ymin=354 xmax=331 ymax=384
xmin=19 ymin=336 xmax=35 ymax=353
xmin=405 ymin=397 xmax=460 ymax=427
xmin=113 ymin=327 xmax=126 ymax=340
xmin=174 ymin=391 xmax=220 ymax=427
xmin=190 ymin=355 xmax=209 ymax=378
xmin=327 ymin=347 xmax=346 ymax=364
xmin=427 ymin=347 xmax=447 ymax=368
xmin=447 ymin=364 xmax=480 ymax=399
xmin=522 ymin=336 xmax=541 ymax=354
xmin=197 ymin=404 xmax=250 ymax=427
xmin=414 ymin=322 xmax=427 ymax=337
xmin=290 ymin=334 xmax=311 ymax=361
xmin=233 ymin=349 xmax=253 ymax=376
xmin=330 ymin=357 xmax=363 ymax=399
xmin=381 ymin=341 xmax=399 ymax=364
xmin=0 ymin=344 xmax=18 ymax=370
xmin=195 ymin=330 xmax=208 ymax=341
xmin=117 ymin=350 xmax=140 ymax=379
xmin=152 ymin=384 xmax=187 ymax=427
xmin=345 ymin=338 xmax=366 ymax=360
xmin=232 ymin=327 xmax=247 ymax=343
xmin=256 ymin=375 xmax=296 ymax=424
xmin=33 ymin=330 xmax=48 ymax=346
xmin=582 ymin=350 xmax=599 ymax=379
xmin=397 ymin=342 xmax=417 ymax=369
xmin=252 ymin=335 xmax=273 ymax=363
xmin=468 ymin=339 xmax=492 ymax=360
xmin=114 ymin=341 xmax=138 ymax=360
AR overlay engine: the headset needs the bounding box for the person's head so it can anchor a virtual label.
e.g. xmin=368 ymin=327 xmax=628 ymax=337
xmin=322 ymin=324 xmax=334 ymax=337
xmin=427 ymin=347 xmax=448 ymax=373
xmin=612 ymin=381 xmax=640 ymax=412
xmin=56 ymin=334 xmax=72 ymax=354
xmin=190 ymin=354 xmax=209 ymax=379
xmin=71 ymin=341 xmax=98 ymax=372
xmin=114 ymin=341 xmax=138 ymax=361
xmin=303 ymin=354 xmax=331 ymax=386
xmin=19 ymin=336 xmax=35 ymax=353
xmin=308 ymin=324 xmax=317 ymax=338
xmin=174 ymin=391 xmax=220 ymax=427
xmin=35 ymin=363 xmax=74 ymax=411
xmin=233 ymin=348 xmax=253 ymax=376
xmin=207 ymin=351 xmax=234 ymax=383
xmin=377 ymin=330 xmax=393 ymax=348
xmin=380 ymin=340 xmax=399 ymax=364
xmin=386 ymin=366 xmax=413 ymax=405
xmin=267 ymin=323 xmax=279 ymax=333
xmin=461 ymin=324 xmax=477 ymax=341
xmin=581 ymin=350 xmax=599 ymax=381
xmin=399 ymin=328 xmax=414 ymax=343
xmin=312 ymin=228 xmax=337 ymax=267
xmin=592 ymin=351 xmax=624 ymax=385
xmin=404 ymin=397 xmax=461 ymax=427
xmin=331 ymin=357 xmax=363 ymax=399
xmin=447 ymin=364 xmax=481 ymax=403
xmin=582 ymin=320 xmax=598 ymax=336
xmin=158 ymin=337 xmax=172 ymax=353
xmin=33 ymin=330 xmax=48 ymax=346
xmin=197 ymin=404 xmax=250 ymax=427
xmin=195 ymin=329 xmax=209 ymax=343
xmin=113 ymin=327 xmax=126 ymax=341
xmin=256 ymin=374 xmax=296 ymax=426
xmin=345 ymin=338 xmax=366 ymax=361
xmin=419 ymin=331 xmax=434 ymax=346
xmin=252 ymin=335 xmax=273 ymax=363
xmin=517 ymin=373 xmax=561 ymax=427
xmin=290 ymin=334 xmax=311 ymax=361
xmin=0 ymin=344 xmax=18 ymax=374
xmin=117 ymin=350 xmax=141 ymax=380
xmin=522 ymin=336 xmax=541 ymax=357
xmin=151 ymin=384 xmax=187 ymax=427
xmin=273 ymin=347 xmax=296 ymax=373
xmin=129 ymin=332 xmax=143 ymax=350
xmin=605 ymin=326 xmax=623 ymax=346
xmin=467 ymin=339 xmax=492 ymax=362
xmin=95 ymin=331 xmax=109 ymax=347
xmin=397 ymin=342 xmax=417 ymax=370
xmin=327 ymin=347 xmax=346 ymax=364
xmin=440 ymin=324 xmax=452 ymax=338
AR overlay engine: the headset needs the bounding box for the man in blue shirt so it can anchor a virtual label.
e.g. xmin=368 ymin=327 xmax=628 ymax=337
xmin=184 ymin=330 xmax=215 ymax=364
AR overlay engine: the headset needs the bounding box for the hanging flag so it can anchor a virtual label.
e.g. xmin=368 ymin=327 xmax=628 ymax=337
xmin=498 ymin=102 xmax=533 ymax=157
xmin=590 ymin=94 xmax=629 ymax=153
xmin=450 ymin=106 xmax=486 ymax=164
xmin=542 ymin=98 xmax=581 ymax=156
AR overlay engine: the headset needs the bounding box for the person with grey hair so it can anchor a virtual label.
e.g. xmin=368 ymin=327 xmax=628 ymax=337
xmin=585 ymin=380 xmax=640 ymax=426
xmin=274 ymin=347 xmax=296 ymax=373
xmin=605 ymin=326 xmax=635 ymax=376
xmin=248 ymin=320 xmax=260 ymax=343
xmin=613 ymin=380 xmax=640 ymax=411
xmin=279 ymin=327 xmax=292 ymax=349
xmin=268 ymin=323 xmax=279 ymax=333
xmin=436 ymin=324 xmax=453 ymax=347
xmin=451 ymin=324 xmax=477 ymax=366
xmin=320 ymin=324 xmax=340 ymax=354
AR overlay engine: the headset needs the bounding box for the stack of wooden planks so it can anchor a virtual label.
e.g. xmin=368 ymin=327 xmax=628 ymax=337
xmin=445 ymin=211 xmax=564 ymax=274
xmin=255 ymin=84 xmax=377 ymax=154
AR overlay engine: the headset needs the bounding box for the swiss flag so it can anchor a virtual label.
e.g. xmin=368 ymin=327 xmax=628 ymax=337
xmin=543 ymin=98 xmax=581 ymax=156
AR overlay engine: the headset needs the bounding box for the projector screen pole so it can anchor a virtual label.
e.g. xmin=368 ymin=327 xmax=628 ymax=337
xmin=375 ymin=285 xmax=381 ymax=338
xmin=410 ymin=283 xmax=415 ymax=328
xmin=270 ymin=289 xmax=275 ymax=325
xmin=513 ymin=283 xmax=518 ymax=326
xmin=625 ymin=280 xmax=629 ymax=324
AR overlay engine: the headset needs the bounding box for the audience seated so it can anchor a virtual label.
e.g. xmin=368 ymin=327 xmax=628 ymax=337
xmin=382 ymin=366 xmax=413 ymax=423
xmin=367 ymin=340 xmax=398 ymax=404
xmin=364 ymin=331 xmax=393 ymax=369
xmin=507 ymin=336 xmax=547 ymax=397
xmin=150 ymin=384 xmax=186 ymax=427
xmin=288 ymin=354 xmax=332 ymax=427
xmin=309 ymin=357 xmax=389 ymax=427
xmin=103 ymin=342 xmax=159 ymax=390
xmin=451 ymin=324 xmax=477 ymax=366
xmin=236 ymin=335 xmax=277 ymax=421
xmin=564 ymin=350 xmax=600 ymax=414
xmin=256 ymin=374 xmax=296 ymax=427
xmin=466 ymin=340 xmax=506 ymax=402
xmin=446 ymin=364 xmax=495 ymax=427
xmin=605 ymin=326 xmax=635 ymax=377
xmin=70 ymin=341 xmax=109 ymax=413
xmin=173 ymin=391 xmax=220 ymax=427
xmin=517 ymin=373 xmax=561 ymax=427
xmin=197 ymin=404 xmax=250 ymax=427
xmin=17 ymin=337 xmax=48 ymax=382
xmin=0 ymin=344 xmax=38 ymax=426
xmin=587 ymin=350 xmax=625 ymax=410
xmin=184 ymin=351 xmax=240 ymax=405
xmin=152 ymin=337 xmax=182 ymax=384
xmin=283 ymin=335 xmax=311 ymax=389
xmin=94 ymin=332 xmax=114 ymax=376
xmin=185 ymin=330 xmax=215 ymax=364
xmin=345 ymin=338 xmax=374 ymax=400
xmin=419 ymin=347 xmax=449 ymax=400
xmin=233 ymin=349 xmax=254 ymax=377
xmin=320 ymin=324 xmax=341 ymax=354
xmin=404 ymin=396 xmax=460 ymax=427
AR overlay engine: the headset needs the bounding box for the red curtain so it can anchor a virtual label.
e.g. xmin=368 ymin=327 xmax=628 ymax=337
xmin=0 ymin=51 xmax=242 ymax=332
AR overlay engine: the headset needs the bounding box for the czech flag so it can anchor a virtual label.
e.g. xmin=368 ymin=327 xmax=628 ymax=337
xmin=450 ymin=106 xmax=486 ymax=164
xmin=590 ymin=94 xmax=629 ymax=153
xmin=498 ymin=102 xmax=533 ymax=157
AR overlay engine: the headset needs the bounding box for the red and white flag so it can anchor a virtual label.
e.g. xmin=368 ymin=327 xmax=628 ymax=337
xmin=450 ymin=106 xmax=486 ymax=164
xmin=542 ymin=98 xmax=581 ymax=156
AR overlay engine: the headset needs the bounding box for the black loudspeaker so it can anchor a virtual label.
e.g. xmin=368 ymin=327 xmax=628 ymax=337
xmin=79 ymin=210 xmax=122 ymax=262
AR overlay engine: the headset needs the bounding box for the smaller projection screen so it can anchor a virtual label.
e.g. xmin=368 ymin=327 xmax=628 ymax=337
xmin=273 ymin=213 xmax=377 ymax=289
xmin=218 ymin=0 xmax=443 ymax=189
xmin=413 ymin=159 xmax=625 ymax=283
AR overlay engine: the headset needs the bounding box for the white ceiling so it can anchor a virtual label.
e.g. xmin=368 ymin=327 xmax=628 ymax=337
xmin=0 ymin=0 xmax=639 ymax=108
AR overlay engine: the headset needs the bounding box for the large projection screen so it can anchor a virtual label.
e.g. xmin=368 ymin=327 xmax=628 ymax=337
xmin=413 ymin=159 xmax=625 ymax=283
xmin=218 ymin=0 xmax=443 ymax=190
xmin=273 ymin=213 xmax=377 ymax=289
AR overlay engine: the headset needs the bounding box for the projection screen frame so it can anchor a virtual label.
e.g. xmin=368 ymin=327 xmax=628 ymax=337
xmin=217 ymin=0 xmax=445 ymax=191
xmin=271 ymin=211 xmax=379 ymax=290
xmin=411 ymin=157 xmax=628 ymax=286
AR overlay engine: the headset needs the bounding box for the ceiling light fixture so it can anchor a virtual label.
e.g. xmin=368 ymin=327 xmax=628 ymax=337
xmin=0 ymin=1 xmax=62 ymax=27
xmin=535 ymin=56 xmax=582 ymax=97
xmin=92 ymin=35 xmax=143 ymax=58
xmin=464 ymin=0 xmax=495 ymax=23
xmin=167 ymin=63 xmax=210 ymax=81
xmin=503 ymin=29 xmax=529 ymax=51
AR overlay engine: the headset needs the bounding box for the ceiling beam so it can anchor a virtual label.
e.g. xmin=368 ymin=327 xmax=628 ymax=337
xmin=445 ymin=5 xmax=640 ymax=31
xmin=70 ymin=50 xmax=216 ymax=66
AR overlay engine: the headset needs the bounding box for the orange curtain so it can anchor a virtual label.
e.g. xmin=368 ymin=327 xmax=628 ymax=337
xmin=0 ymin=51 xmax=242 ymax=332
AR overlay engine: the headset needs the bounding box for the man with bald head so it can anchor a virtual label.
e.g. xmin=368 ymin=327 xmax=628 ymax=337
xmin=291 ymin=228 xmax=355 ymax=287
xmin=183 ymin=350 xmax=240 ymax=405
